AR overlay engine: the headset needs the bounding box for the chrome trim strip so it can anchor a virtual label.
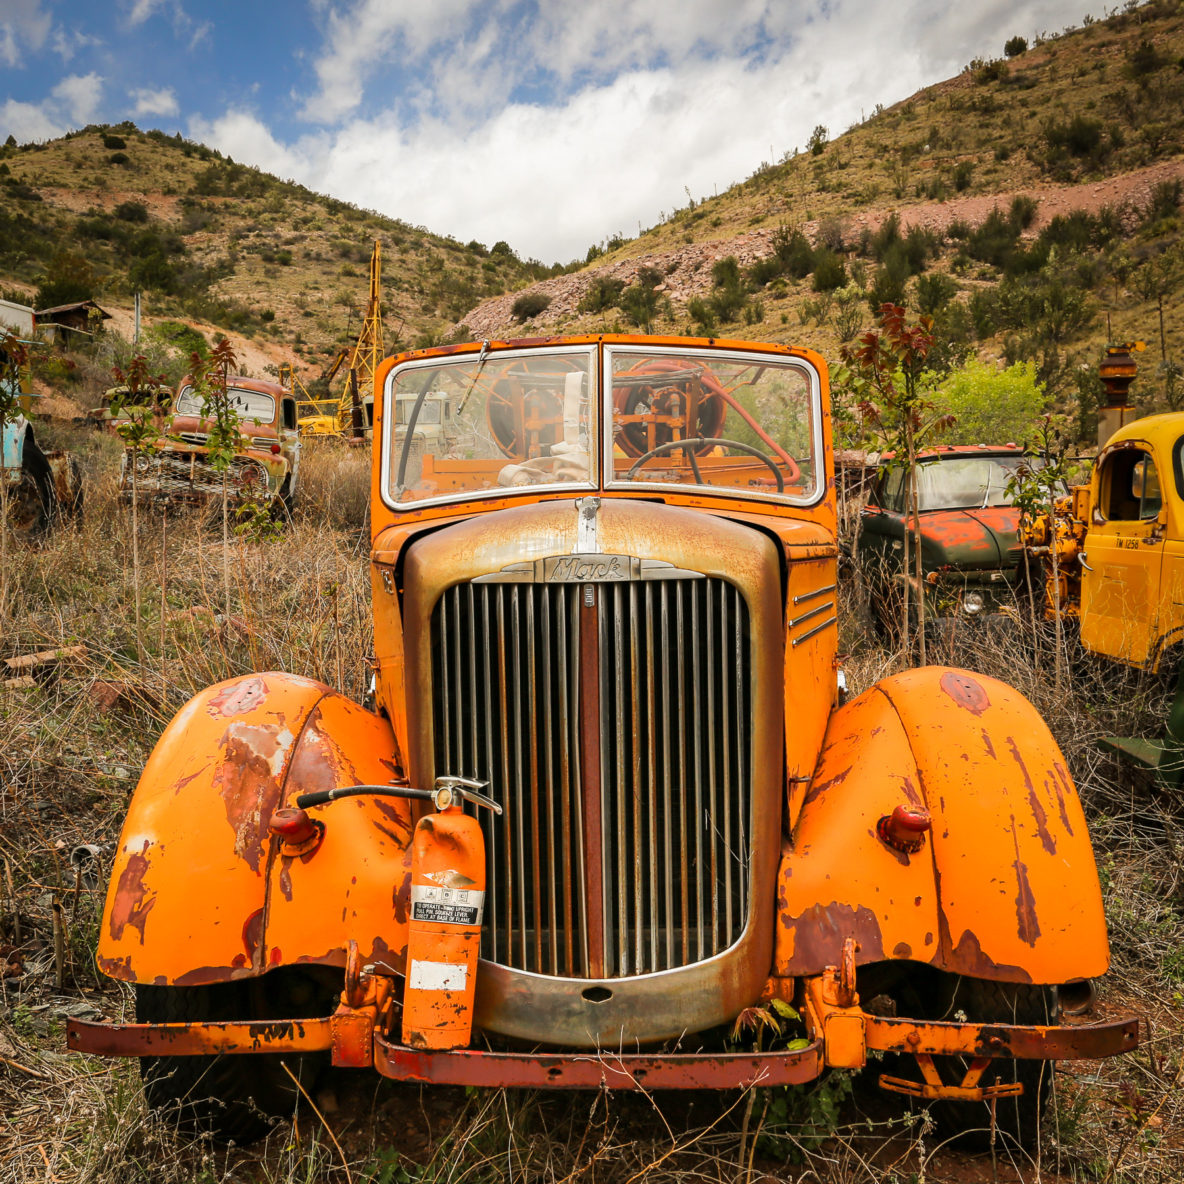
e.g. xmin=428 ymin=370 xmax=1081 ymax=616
xmin=792 ymin=583 xmax=837 ymax=605
xmin=791 ymin=615 xmax=838 ymax=647
xmin=788 ymin=600 xmax=835 ymax=628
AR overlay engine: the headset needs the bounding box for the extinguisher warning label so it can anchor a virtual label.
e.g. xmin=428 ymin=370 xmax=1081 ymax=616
xmin=412 ymin=886 xmax=484 ymax=926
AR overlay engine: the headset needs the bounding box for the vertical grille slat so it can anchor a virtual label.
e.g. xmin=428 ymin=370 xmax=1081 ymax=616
xmin=431 ymin=573 xmax=751 ymax=979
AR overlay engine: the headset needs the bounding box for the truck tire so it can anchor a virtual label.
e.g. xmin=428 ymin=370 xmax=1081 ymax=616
xmin=926 ymin=977 xmax=1055 ymax=1150
xmin=135 ymin=969 xmax=337 ymax=1144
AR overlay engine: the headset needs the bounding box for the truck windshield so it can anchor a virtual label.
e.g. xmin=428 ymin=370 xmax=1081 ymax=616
xmin=607 ymin=347 xmax=820 ymax=502
xmin=176 ymin=385 xmax=276 ymax=425
xmin=910 ymin=456 xmax=1037 ymax=510
xmin=386 ymin=343 xmax=821 ymax=507
xmin=389 ymin=347 xmax=597 ymax=503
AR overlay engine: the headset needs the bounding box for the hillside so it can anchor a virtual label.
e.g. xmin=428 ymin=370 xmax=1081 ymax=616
xmin=459 ymin=0 xmax=1184 ymax=420
xmin=0 ymin=124 xmax=558 ymax=387
xmin=1 ymin=1 xmax=1183 ymax=424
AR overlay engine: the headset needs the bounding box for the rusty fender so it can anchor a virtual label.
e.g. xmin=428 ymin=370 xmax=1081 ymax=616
xmin=97 ymin=672 xmax=414 ymax=988
xmin=775 ymin=666 xmax=1110 ymax=985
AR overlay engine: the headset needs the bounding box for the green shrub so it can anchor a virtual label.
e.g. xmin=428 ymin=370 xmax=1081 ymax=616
xmin=1004 ymin=35 xmax=1028 ymax=57
xmin=811 ymin=248 xmax=846 ymax=292
xmin=102 ymin=134 xmax=126 ymax=150
xmin=114 ymin=200 xmax=148 ymax=223
xmin=916 ymin=272 xmax=958 ymax=315
xmin=688 ymin=296 xmax=717 ymax=334
xmin=108 ymin=152 xmax=130 ymax=166
xmin=511 ymin=291 xmax=551 ymax=321
xmin=577 ymin=276 xmax=625 ymax=314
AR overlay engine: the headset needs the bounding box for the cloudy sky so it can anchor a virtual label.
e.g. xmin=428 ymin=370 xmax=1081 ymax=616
xmin=4 ymin=0 xmax=1092 ymax=263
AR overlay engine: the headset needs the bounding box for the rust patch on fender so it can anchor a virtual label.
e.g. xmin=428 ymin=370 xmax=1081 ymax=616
xmin=801 ymin=766 xmax=850 ymax=808
xmin=892 ymin=941 xmax=912 ymax=958
xmin=941 ymin=918 xmax=1033 ymax=982
xmin=780 ymin=902 xmax=885 ymax=972
xmin=1012 ymin=827 xmax=1041 ymax=947
xmin=97 ymin=953 xmax=134 ymax=980
xmin=1050 ymin=762 xmax=1076 ymax=835
xmin=980 ymin=729 xmax=996 ymax=759
xmin=108 ymin=841 xmax=155 ymax=943
xmin=216 ymin=722 xmax=293 ymax=873
xmin=173 ymin=963 xmax=253 ymax=987
xmin=207 ymin=676 xmax=268 ymax=718
xmin=939 ymin=671 xmax=990 ymax=716
xmin=1007 ymin=738 xmax=1055 ymax=855
xmin=393 ymin=844 xmax=414 ymax=923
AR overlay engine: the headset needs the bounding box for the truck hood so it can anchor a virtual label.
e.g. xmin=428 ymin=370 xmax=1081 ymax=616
xmin=919 ymin=506 xmax=1020 ymax=570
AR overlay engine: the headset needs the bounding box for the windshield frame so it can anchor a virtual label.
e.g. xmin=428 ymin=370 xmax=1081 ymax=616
xmin=602 ymin=343 xmax=825 ymax=508
xmin=381 ymin=342 xmax=599 ymax=510
xmin=380 ymin=341 xmax=826 ymax=512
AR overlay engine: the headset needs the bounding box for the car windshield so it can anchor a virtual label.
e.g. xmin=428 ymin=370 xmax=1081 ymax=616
xmin=176 ymin=384 xmax=276 ymax=425
xmin=385 ymin=344 xmax=821 ymax=507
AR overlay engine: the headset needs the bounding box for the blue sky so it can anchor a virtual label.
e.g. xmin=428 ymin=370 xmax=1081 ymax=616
xmin=3 ymin=0 xmax=1095 ymax=263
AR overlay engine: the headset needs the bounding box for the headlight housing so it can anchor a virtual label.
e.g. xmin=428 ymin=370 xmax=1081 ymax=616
xmin=962 ymin=590 xmax=985 ymax=616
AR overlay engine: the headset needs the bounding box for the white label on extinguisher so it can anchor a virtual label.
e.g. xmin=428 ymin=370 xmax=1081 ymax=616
xmin=411 ymin=885 xmax=484 ymax=926
xmin=408 ymin=959 xmax=468 ymax=991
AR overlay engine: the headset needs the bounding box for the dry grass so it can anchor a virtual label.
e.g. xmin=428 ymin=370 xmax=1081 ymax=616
xmin=2 ymin=443 xmax=1184 ymax=1182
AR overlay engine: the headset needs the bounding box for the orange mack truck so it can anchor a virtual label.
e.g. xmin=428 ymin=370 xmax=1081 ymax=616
xmin=69 ymin=335 xmax=1136 ymax=1146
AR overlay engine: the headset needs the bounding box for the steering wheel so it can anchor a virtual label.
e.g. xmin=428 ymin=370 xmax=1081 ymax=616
xmin=625 ymin=437 xmax=793 ymax=492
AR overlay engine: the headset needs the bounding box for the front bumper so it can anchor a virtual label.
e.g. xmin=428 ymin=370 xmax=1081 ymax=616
xmin=67 ymin=1003 xmax=1138 ymax=1092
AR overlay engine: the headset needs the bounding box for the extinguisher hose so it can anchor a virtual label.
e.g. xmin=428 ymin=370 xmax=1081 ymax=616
xmin=296 ymin=784 xmax=433 ymax=810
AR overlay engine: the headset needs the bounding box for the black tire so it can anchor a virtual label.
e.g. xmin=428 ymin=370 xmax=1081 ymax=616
xmin=135 ymin=968 xmax=339 ymax=1144
xmin=925 ymin=976 xmax=1055 ymax=1150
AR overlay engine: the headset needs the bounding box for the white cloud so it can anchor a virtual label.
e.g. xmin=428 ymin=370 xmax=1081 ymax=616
xmin=299 ymin=0 xmax=499 ymax=123
xmin=0 ymin=71 xmax=104 ymax=142
xmin=0 ymin=98 xmax=66 ymax=143
xmin=0 ymin=0 xmax=54 ymax=67
xmin=131 ymin=86 xmax=179 ymax=118
xmin=201 ymin=0 xmax=1098 ymax=262
xmin=126 ymin=0 xmax=166 ymax=26
xmin=51 ymin=27 xmax=100 ymax=63
xmin=52 ymin=72 xmax=103 ymax=125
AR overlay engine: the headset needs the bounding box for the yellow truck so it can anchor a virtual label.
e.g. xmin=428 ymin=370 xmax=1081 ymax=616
xmin=1024 ymin=345 xmax=1184 ymax=784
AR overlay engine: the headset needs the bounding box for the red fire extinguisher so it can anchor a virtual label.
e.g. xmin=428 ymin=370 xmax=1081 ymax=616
xmin=402 ymin=777 xmax=502 ymax=1050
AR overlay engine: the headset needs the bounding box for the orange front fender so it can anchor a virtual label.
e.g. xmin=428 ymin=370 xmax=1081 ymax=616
xmin=776 ymin=666 xmax=1109 ymax=984
xmin=98 ymin=673 xmax=413 ymax=986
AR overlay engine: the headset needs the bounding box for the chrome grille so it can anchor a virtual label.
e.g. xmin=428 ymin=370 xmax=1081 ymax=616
xmin=431 ymin=575 xmax=751 ymax=979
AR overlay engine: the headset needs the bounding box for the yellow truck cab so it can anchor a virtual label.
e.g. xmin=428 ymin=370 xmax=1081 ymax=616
xmin=1025 ymin=410 xmax=1184 ymax=783
xmin=1076 ymin=413 xmax=1184 ymax=670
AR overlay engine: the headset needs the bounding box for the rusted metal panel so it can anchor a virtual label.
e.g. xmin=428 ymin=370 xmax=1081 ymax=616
xmin=865 ymin=1013 xmax=1139 ymax=1060
xmin=67 ymin=1017 xmax=332 ymax=1056
xmin=374 ymin=1035 xmax=825 ymax=1089
xmin=777 ymin=667 xmax=1110 ymax=984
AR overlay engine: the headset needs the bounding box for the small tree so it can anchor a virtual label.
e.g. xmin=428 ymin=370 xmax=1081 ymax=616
xmin=1006 ymin=415 xmax=1076 ymax=691
xmin=189 ymin=339 xmax=242 ymax=618
xmin=838 ymin=304 xmax=954 ymax=663
xmin=109 ymin=355 xmax=171 ymax=661
xmin=807 ymin=125 xmax=829 ymax=156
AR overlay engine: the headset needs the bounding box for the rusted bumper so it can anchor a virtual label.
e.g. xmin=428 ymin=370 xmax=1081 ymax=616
xmin=68 ymin=1008 xmax=1137 ymax=1088
xmin=865 ymin=1013 xmax=1139 ymax=1060
xmin=372 ymin=1037 xmax=825 ymax=1089
xmin=67 ymin=1017 xmax=333 ymax=1057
